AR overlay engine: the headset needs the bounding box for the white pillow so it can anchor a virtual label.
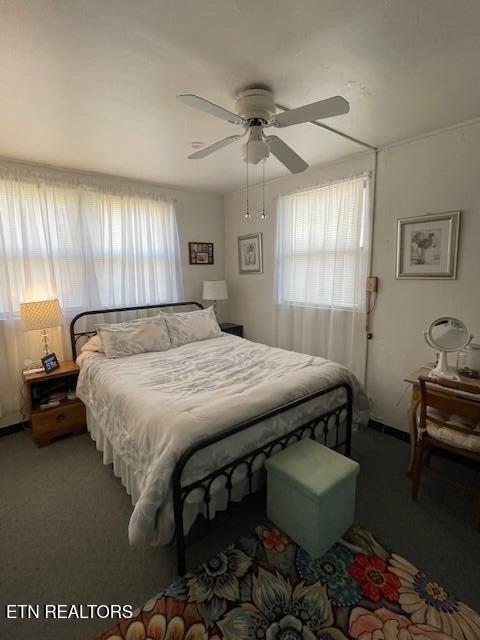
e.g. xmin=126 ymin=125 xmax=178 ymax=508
xmin=163 ymin=306 xmax=222 ymax=348
xmin=80 ymin=334 xmax=104 ymax=353
xmin=97 ymin=315 xmax=171 ymax=358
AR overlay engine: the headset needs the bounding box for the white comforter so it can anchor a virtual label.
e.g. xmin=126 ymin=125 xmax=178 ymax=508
xmin=76 ymin=334 xmax=368 ymax=545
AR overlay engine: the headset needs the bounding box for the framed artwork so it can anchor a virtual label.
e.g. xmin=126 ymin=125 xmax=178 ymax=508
xmin=189 ymin=242 xmax=214 ymax=265
xmin=396 ymin=211 xmax=460 ymax=279
xmin=238 ymin=233 xmax=263 ymax=274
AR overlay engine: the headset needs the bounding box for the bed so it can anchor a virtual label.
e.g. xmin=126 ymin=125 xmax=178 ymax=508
xmin=71 ymin=302 xmax=369 ymax=572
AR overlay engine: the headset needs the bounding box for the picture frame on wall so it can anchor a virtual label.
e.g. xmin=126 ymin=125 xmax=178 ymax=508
xmin=396 ymin=211 xmax=460 ymax=279
xmin=238 ymin=232 xmax=263 ymax=274
xmin=189 ymin=242 xmax=214 ymax=265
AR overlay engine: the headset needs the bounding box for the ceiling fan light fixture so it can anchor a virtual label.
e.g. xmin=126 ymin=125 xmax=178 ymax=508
xmin=179 ymin=87 xmax=350 ymax=175
xmin=241 ymin=139 xmax=270 ymax=165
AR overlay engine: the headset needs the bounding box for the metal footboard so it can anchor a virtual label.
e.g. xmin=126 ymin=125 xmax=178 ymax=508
xmin=171 ymin=381 xmax=353 ymax=574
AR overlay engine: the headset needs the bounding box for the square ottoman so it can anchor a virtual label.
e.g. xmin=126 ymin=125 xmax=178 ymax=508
xmin=265 ymin=438 xmax=360 ymax=558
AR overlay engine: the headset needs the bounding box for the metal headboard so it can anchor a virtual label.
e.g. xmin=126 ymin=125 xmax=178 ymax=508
xmin=70 ymin=301 xmax=203 ymax=359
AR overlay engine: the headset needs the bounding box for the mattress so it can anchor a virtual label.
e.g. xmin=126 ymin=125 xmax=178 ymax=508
xmin=76 ymin=334 xmax=369 ymax=545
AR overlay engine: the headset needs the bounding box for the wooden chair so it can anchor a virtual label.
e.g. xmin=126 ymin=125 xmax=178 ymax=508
xmin=411 ymin=375 xmax=480 ymax=528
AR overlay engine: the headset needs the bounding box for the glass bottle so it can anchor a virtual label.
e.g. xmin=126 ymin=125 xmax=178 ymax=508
xmin=456 ymin=342 xmax=480 ymax=378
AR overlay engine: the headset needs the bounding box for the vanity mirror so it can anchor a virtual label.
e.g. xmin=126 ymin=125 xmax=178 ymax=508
xmin=424 ymin=317 xmax=470 ymax=380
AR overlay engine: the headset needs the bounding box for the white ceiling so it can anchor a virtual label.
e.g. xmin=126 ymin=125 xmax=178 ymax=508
xmin=1 ymin=0 xmax=480 ymax=193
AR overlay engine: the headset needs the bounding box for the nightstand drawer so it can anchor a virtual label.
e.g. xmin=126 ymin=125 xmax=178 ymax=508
xmin=31 ymin=402 xmax=86 ymax=438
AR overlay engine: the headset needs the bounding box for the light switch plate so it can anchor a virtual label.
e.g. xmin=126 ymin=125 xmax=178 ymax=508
xmin=366 ymin=276 xmax=378 ymax=292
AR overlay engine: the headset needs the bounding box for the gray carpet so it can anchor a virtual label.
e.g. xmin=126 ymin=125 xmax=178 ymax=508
xmin=0 ymin=426 xmax=478 ymax=639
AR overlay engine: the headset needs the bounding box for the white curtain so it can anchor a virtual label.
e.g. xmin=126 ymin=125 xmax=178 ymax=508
xmin=0 ymin=167 xmax=183 ymax=425
xmin=275 ymin=174 xmax=371 ymax=383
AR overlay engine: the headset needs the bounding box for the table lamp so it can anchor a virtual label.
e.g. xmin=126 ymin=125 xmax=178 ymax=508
xmin=202 ymin=280 xmax=228 ymax=312
xmin=20 ymin=298 xmax=64 ymax=357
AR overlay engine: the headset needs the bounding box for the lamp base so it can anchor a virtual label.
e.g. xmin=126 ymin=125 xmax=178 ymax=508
xmin=41 ymin=328 xmax=50 ymax=357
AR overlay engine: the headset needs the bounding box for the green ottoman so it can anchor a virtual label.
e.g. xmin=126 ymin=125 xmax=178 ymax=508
xmin=265 ymin=438 xmax=360 ymax=558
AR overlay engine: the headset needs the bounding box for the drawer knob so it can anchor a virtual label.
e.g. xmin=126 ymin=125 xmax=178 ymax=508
xmin=56 ymin=413 xmax=66 ymax=422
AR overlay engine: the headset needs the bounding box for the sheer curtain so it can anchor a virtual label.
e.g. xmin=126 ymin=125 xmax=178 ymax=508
xmin=0 ymin=167 xmax=183 ymax=425
xmin=275 ymin=174 xmax=371 ymax=383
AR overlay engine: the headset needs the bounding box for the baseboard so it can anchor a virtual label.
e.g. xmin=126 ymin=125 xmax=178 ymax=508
xmin=0 ymin=422 xmax=27 ymax=437
xmin=368 ymin=419 xmax=477 ymax=471
xmin=368 ymin=419 xmax=410 ymax=442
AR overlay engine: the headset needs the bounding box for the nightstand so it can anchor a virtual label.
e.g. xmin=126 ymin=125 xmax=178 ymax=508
xmin=23 ymin=361 xmax=86 ymax=447
xmin=220 ymin=322 xmax=244 ymax=338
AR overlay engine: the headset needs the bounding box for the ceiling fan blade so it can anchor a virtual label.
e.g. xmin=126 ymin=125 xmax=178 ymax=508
xmin=266 ymin=136 xmax=308 ymax=174
xmin=188 ymin=135 xmax=243 ymax=159
xmin=274 ymin=96 xmax=350 ymax=127
xmin=177 ymin=94 xmax=243 ymax=125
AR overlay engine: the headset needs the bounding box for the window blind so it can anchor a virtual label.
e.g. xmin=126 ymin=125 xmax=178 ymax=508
xmin=276 ymin=175 xmax=368 ymax=308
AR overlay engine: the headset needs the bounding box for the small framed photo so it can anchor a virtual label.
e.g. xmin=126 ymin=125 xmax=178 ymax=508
xmin=189 ymin=242 xmax=214 ymax=265
xmin=41 ymin=352 xmax=60 ymax=374
xmin=238 ymin=233 xmax=263 ymax=274
xmin=396 ymin=211 xmax=460 ymax=279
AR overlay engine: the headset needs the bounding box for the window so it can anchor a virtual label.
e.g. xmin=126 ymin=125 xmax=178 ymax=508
xmin=81 ymin=190 xmax=183 ymax=309
xmin=0 ymin=175 xmax=183 ymax=315
xmin=275 ymin=175 xmax=369 ymax=309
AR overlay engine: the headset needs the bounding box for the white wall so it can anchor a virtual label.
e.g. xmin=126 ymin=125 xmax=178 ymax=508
xmin=161 ymin=186 xmax=225 ymax=317
xmin=224 ymin=120 xmax=480 ymax=433
xmin=224 ymin=153 xmax=374 ymax=345
xmin=367 ymin=121 xmax=480 ymax=430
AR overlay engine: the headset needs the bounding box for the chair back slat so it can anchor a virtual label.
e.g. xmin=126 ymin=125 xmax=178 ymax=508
xmin=429 ymin=376 xmax=480 ymax=395
xmin=419 ymin=375 xmax=480 ymax=433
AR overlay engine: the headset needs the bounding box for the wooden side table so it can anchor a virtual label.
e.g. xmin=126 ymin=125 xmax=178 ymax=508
xmin=23 ymin=361 xmax=86 ymax=447
xmin=220 ymin=322 xmax=244 ymax=338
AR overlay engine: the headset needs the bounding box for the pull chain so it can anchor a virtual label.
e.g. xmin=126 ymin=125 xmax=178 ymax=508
xmin=244 ymin=138 xmax=251 ymax=219
xmin=260 ymin=160 xmax=266 ymax=219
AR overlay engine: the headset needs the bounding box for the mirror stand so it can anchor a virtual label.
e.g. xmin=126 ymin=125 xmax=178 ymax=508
xmin=424 ymin=317 xmax=470 ymax=381
xmin=429 ymin=350 xmax=460 ymax=381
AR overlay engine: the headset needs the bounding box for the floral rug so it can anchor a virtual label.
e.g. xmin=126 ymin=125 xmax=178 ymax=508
xmin=97 ymin=523 xmax=479 ymax=640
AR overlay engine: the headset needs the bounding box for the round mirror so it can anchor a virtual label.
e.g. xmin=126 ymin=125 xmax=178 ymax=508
xmin=425 ymin=317 xmax=470 ymax=352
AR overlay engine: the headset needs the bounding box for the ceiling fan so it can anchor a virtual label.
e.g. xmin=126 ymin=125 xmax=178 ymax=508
xmin=177 ymin=88 xmax=350 ymax=174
